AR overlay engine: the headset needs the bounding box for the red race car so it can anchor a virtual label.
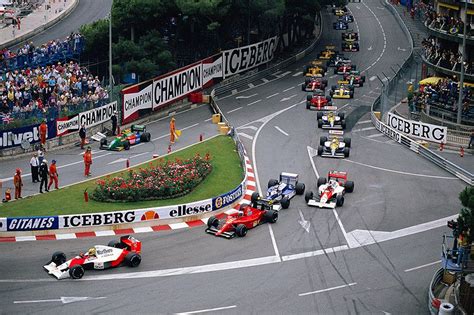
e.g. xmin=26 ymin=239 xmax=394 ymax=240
xmin=44 ymin=235 xmax=142 ymax=279
xmin=205 ymin=202 xmax=278 ymax=238
xmin=302 ymin=77 xmax=328 ymax=91
xmin=334 ymin=63 xmax=356 ymax=75
xmin=306 ymin=90 xmax=336 ymax=110
xmin=305 ymin=171 xmax=354 ymax=209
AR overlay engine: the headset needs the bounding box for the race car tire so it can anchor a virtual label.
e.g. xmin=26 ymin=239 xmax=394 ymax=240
xmin=305 ymin=191 xmax=314 ymax=203
xmin=306 ymin=94 xmax=312 ymax=101
xmin=349 ymin=91 xmax=354 ymax=98
xmin=295 ymin=182 xmax=305 ymax=195
xmin=336 ymin=195 xmax=344 ymax=207
xmin=306 ymin=101 xmax=311 ymax=109
xmin=318 ymin=119 xmax=323 ymax=128
xmin=345 ymin=181 xmax=355 ymax=193
xmin=140 ymin=132 xmax=151 ymax=142
xmin=302 ymin=84 xmax=306 ymax=91
xmin=305 ymin=78 xmax=310 ymax=85
xmin=352 ymin=65 xmax=356 ymax=70
xmin=264 ymin=210 xmax=278 ymax=223
xmin=125 ymin=253 xmax=141 ymax=267
xmin=341 ymin=121 xmax=346 ymax=130
xmin=361 ymin=75 xmax=366 ymax=83
xmin=317 ymin=112 xmax=324 ymax=120
xmin=326 ymin=96 xmax=331 ymax=101
xmin=323 ymin=79 xmax=328 ymax=86
xmin=359 ymin=82 xmax=364 ymax=87
xmin=124 ymin=140 xmax=130 ymax=150
xmin=334 ymin=68 xmax=338 ymax=74
xmin=344 ymin=137 xmax=351 ymax=148
xmin=52 ymin=251 xmax=66 ymax=265
xmin=281 ymin=196 xmax=290 ymax=209
xmin=343 ymin=147 xmax=350 ymax=158
xmin=207 ymin=216 xmax=219 ymax=228
xmin=304 ymin=66 xmax=309 ymax=73
xmin=108 ymin=240 xmax=121 ymax=248
xmin=329 ymin=90 xmax=334 ymax=97
xmin=317 ymin=146 xmax=324 ymax=156
xmin=69 ymin=265 xmax=85 ymax=279
xmin=236 ymin=224 xmax=248 ymax=237
xmin=338 ymin=112 xmax=345 ymax=120
xmin=317 ymin=177 xmax=327 ymax=188
xmin=251 ymin=191 xmax=260 ymax=203
xmin=100 ymin=138 xmax=107 ymax=147
xmin=319 ymin=136 xmax=327 ymax=146
xmin=331 ymin=85 xmax=337 ymax=91
xmin=267 ymin=179 xmax=279 ymax=189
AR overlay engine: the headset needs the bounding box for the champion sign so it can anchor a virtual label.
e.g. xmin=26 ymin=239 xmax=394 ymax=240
xmin=153 ymin=63 xmax=202 ymax=109
xmin=78 ymin=101 xmax=118 ymax=128
xmin=56 ymin=115 xmax=79 ymax=136
xmin=222 ymin=36 xmax=277 ymax=78
xmin=386 ymin=112 xmax=447 ymax=144
xmin=123 ymin=84 xmax=153 ymax=120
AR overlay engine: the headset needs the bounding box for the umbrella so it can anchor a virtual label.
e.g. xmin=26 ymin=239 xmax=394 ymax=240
xmin=419 ymin=77 xmax=444 ymax=85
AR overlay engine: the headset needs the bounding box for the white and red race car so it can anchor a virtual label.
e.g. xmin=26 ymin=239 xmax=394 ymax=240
xmin=44 ymin=235 xmax=142 ymax=279
xmin=305 ymin=171 xmax=354 ymax=208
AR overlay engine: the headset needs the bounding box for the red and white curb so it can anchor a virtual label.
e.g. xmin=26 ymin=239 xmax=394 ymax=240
xmin=0 ymin=156 xmax=256 ymax=243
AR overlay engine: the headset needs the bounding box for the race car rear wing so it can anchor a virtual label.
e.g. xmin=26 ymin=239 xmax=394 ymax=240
xmin=329 ymin=130 xmax=344 ymax=136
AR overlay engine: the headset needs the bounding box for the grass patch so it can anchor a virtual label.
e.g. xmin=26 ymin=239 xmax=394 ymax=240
xmin=1 ymin=135 xmax=243 ymax=217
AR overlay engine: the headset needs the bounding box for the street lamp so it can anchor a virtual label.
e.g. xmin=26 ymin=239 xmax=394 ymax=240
xmin=457 ymin=0 xmax=468 ymax=125
xmin=109 ymin=13 xmax=113 ymax=101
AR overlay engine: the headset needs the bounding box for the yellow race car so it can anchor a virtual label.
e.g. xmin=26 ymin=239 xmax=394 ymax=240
xmin=329 ymin=84 xmax=354 ymax=99
xmin=304 ymin=65 xmax=326 ymax=77
xmin=332 ymin=7 xmax=347 ymax=16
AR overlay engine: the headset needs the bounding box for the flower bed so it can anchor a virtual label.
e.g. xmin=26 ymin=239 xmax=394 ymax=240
xmin=92 ymin=154 xmax=212 ymax=202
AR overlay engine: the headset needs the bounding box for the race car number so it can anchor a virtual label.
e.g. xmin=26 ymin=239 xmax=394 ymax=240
xmin=94 ymin=262 xmax=105 ymax=269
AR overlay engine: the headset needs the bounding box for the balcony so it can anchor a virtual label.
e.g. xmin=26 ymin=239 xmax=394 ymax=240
xmin=424 ymin=21 xmax=474 ymax=44
xmin=422 ymin=54 xmax=474 ymax=82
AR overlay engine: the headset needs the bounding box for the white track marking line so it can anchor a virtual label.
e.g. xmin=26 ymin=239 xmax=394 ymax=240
xmin=129 ymin=152 xmax=149 ymax=159
xmin=360 ymin=1 xmax=387 ymax=73
xmin=292 ymin=71 xmax=303 ymax=77
xmin=204 ymin=117 xmax=212 ymax=122
xmin=262 ymin=78 xmax=269 ymax=83
xmin=268 ymin=225 xmax=281 ymax=260
xmin=237 ymin=125 xmax=258 ymax=131
xmin=333 ymin=208 xmax=354 ymax=248
xmin=356 ymin=119 xmax=372 ymax=124
xmin=352 ymin=127 xmax=376 ymax=132
xmin=367 ymin=133 xmax=385 ymax=138
xmin=266 ymin=92 xmax=279 ymax=99
xmin=370 ymin=76 xmax=377 ymax=81
xmin=272 ymin=70 xmax=282 ymax=76
xmin=278 ymin=71 xmax=291 ymax=77
xmin=176 ymin=305 xmax=237 ymax=314
xmin=236 ymin=93 xmax=257 ymax=99
xmin=299 ymin=282 xmax=357 ymax=297
xmin=247 ymin=99 xmax=262 ymax=106
xmin=248 ymin=83 xmax=254 ymax=88
xmin=338 ymin=103 xmax=351 ymax=111
xmin=274 ymin=126 xmax=289 ymax=136
xmin=282 ymin=245 xmax=349 ymax=261
xmin=404 ymin=260 xmax=441 ymax=272
xmin=237 ymin=132 xmax=254 ymax=140
xmin=280 ymin=94 xmax=297 ymax=102
xmin=227 ymin=107 xmax=243 ymax=114
xmin=283 ymin=86 xmax=295 ymax=92
xmin=307 ymin=146 xmax=320 ymax=179
xmin=342 ymin=159 xmax=458 ymax=180
xmin=150 ymin=123 xmax=199 ymax=142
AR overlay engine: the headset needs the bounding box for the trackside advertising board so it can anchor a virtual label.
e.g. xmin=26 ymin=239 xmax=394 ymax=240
xmin=56 ymin=102 xmax=118 ymax=136
xmin=0 ymin=120 xmax=56 ymax=149
xmin=222 ymin=36 xmax=277 ymax=78
xmin=386 ymin=112 xmax=447 ymax=143
xmin=6 ymin=216 xmax=59 ymax=231
xmin=212 ymin=183 xmax=244 ymax=210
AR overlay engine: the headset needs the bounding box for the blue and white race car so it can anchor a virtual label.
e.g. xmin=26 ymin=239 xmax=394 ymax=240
xmin=251 ymin=172 xmax=305 ymax=210
xmin=333 ymin=20 xmax=349 ymax=30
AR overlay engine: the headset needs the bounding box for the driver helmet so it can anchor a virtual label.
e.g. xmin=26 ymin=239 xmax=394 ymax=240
xmin=331 ymin=138 xmax=339 ymax=144
xmin=328 ymin=112 xmax=335 ymax=118
xmin=88 ymin=247 xmax=96 ymax=256
xmin=328 ymin=179 xmax=338 ymax=189
xmin=238 ymin=210 xmax=244 ymax=217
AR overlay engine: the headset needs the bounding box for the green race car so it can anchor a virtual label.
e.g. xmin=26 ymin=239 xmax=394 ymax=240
xmin=100 ymin=125 xmax=151 ymax=151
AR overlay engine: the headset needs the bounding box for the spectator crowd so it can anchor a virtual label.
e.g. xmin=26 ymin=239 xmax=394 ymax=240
xmin=424 ymin=6 xmax=473 ymax=37
xmin=422 ymin=36 xmax=474 ymax=75
xmin=0 ymin=33 xmax=110 ymax=127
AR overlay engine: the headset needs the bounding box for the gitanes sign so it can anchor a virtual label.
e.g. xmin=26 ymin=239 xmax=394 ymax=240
xmin=386 ymin=112 xmax=447 ymax=143
xmin=222 ymin=36 xmax=277 ymax=78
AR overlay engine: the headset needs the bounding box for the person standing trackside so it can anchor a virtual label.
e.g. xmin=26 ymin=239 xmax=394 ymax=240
xmin=170 ymin=117 xmax=176 ymax=144
xmin=111 ymin=111 xmax=118 ymax=135
xmin=30 ymin=153 xmax=40 ymax=183
xmin=48 ymin=159 xmax=59 ymax=190
xmin=468 ymin=131 xmax=474 ymax=149
xmin=37 ymin=145 xmax=45 ymax=165
xmin=13 ymin=169 xmax=23 ymax=199
xmin=39 ymin=160 xmax=49 ymax=193
xmin=79 ymin=124 xmax=86 ymax=149
xmin=83 ymin=147 xmax=92 ymax=176
xmin=39 ymin=120 xmax=48 ymax=147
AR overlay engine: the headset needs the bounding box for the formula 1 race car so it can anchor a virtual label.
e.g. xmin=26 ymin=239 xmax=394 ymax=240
xmin=318 ymin=46 xmax=338 ymax=60
xmin=305 ymin=171 xmax=354 ymax=209
xmin=304 ymin=64 xmax=326 ymax=77
xmin=341 ymin=14 xmax=354 ymax=23
xmin=333 ymin=20 xmax=349 ymax=30
xmin=100 ymin=124 xmax=151 ymax=151
xmin=317 ymin=131 xmax=351 ymax=158
xmin=334 ymin=63 xmax=356 ymax=75
xmin=317 ymin=111 xmax=346 ymax=130
xmin=342 ymin=41 xmax=360 ymax=52
xmin=44 ymin=235 xmax=142 ymax=280
xmin=338 ymin=71 xmax=366 ymax=87
xmin=342 ymin=30 xmax=358 ymax=42
xmin=205 ymin=203 xmax=278 ymax=238
xmin=302 ymin=77 xmax=328 ymax=91
xmin=309 ymin=59 xmax=328 ymax=68
xmin=306 ymin=90 xmax=336 ymax=110
xmin=328 ymin=55 xmax=351 ymax=67
xmin=332 ymin=6 xmax=348 ymax=16
xmin=253 ymin=172 xmax=305 ymax=210
xmin=329 ymin=84 xmax=354 ymax=99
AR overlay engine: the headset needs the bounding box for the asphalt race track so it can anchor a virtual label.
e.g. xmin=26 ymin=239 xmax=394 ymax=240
xmin=0 ymin=0 xmax=468 ymax=314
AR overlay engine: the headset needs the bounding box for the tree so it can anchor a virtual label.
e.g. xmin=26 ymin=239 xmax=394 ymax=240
xmin=458 ymin=187 xmax=474 ymax=243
